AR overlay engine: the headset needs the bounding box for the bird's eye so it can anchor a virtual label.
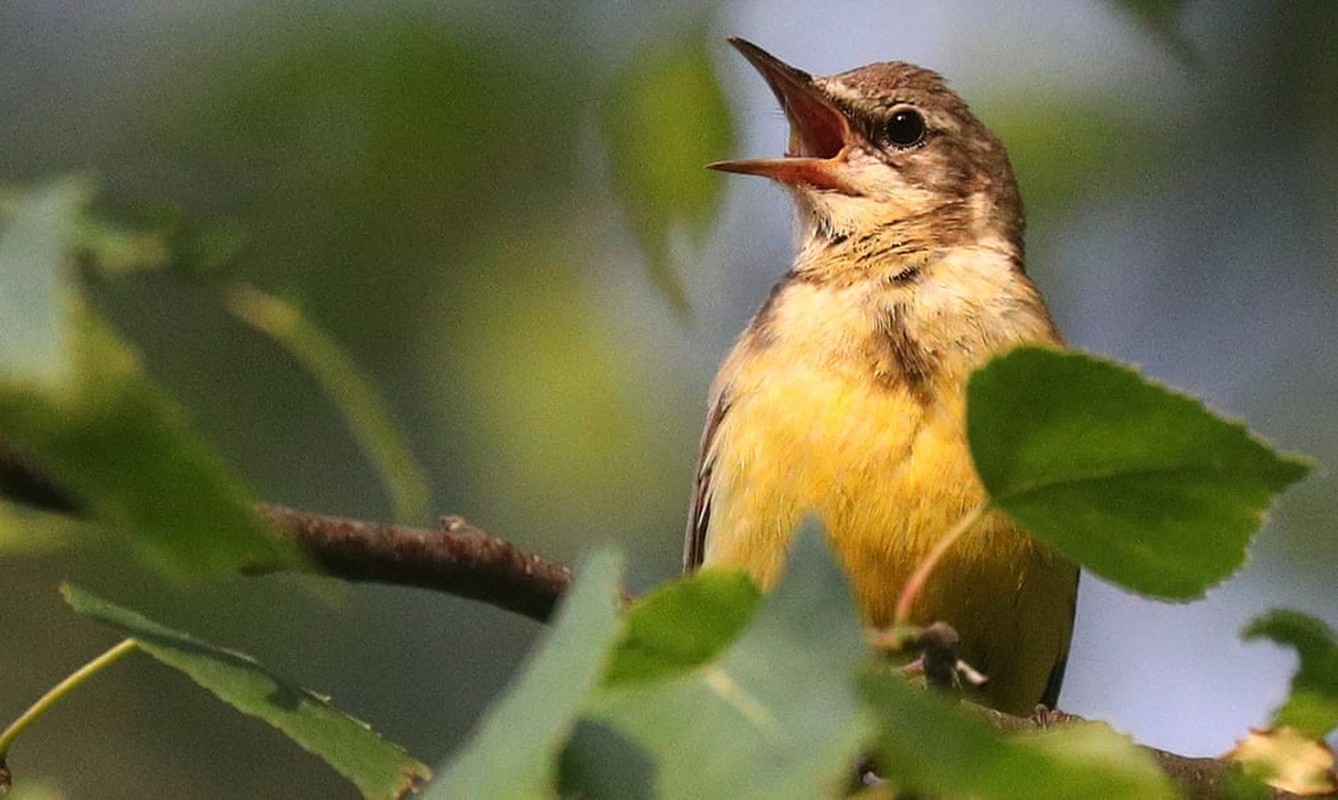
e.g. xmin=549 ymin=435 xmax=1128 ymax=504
xmin=884 ymin=107 xmax=926 ymax=147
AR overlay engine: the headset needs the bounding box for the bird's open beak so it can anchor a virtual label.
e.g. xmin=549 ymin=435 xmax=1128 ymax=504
xmin=708 ymin=38 xmax=854 ymax=193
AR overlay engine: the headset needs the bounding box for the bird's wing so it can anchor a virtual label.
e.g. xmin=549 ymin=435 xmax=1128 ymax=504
xmin=683 ymin=389 xmax=730 ymax=572
xmin=1039 ymin=569 xmax=1081 ymax=708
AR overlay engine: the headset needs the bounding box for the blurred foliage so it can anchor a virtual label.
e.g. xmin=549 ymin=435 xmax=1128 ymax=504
xmin=1231 ymin=608 xmax=1338 ymax=794
xmin=425 ymin=227 xmax=678 ymax=550
xmin=1243 ymin=611 xmax=1338 ymax=741
xmin=0 ymin=180 xmax=77 ymax=382
xmin=601 ymin=28 xmax=733 ymax=311
xmin=0 ymin=183 xmax=289 ymax=577
xmin=0 ymin=503 xmax=86 ymax=555
xmin=430 ymin=548 xmax=622 ymax=799
xmin=1226 ymin=725 xmax=1337 ymax=797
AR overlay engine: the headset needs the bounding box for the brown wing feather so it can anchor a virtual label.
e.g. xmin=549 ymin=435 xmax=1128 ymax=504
xmin=683 ymin=390 xmax=730 ymax=572
xmin=1039 ymin=570 xmax=1081 ymax=708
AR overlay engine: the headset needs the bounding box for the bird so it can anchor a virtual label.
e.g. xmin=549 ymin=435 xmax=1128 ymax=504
xmin=685 ymin=38 xmax=1079 ymax=715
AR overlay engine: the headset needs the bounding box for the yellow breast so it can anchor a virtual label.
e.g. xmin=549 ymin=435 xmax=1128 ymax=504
xmin=699 ymin=274 xmax=1076 ymax=714
xmin=704 ymin=333 xmax=983 ymax=622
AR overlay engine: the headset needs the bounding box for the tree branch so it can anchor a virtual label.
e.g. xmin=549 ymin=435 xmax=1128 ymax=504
xmin=251 ymin=504 xmax=573 ymax=623
xmin=965 ymin=706 xmax=1302 ymax=799
xmin=0 ymin=441 xmax=576 ymax=622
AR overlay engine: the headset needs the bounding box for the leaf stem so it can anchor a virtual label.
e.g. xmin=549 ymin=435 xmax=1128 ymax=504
xmin=221 ymin=283 xmax=430 ymax=525
xmin=0 ymin=638 xmax=139 ymax=761
xmin=893 ymin=502 xmax=988 ymax=627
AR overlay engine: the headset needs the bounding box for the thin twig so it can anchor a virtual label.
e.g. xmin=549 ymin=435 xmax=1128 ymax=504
xmin=893 ymin=501 xmax=987 ymax=626
xmin=0 ymin=638 xmax=139 ymax=790
xmin=222 ymin=284 xmax=431 ymax=525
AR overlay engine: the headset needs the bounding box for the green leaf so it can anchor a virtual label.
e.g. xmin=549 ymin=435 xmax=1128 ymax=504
xmin=969 ymin=347 xmax=1311 ymax=599
xmin=0 ymin=184 xmax=291 ymax=576
xmin=62 ymin=584 xmax=430 ymax=799
xmin=1242 ymin=610 xmax=1338 ymax=739
xmin=429 ymin=547 xmax=624 ymax=799
xmin=861 ymin=668 xmax=1175 ymax=799
xmin=563 ymin=521 xmax=870 ymax=799
xmin=601 ymin=29 xmax=732 ymax=311
xmin=222 ymin=284 xmax=430 ymax=525
xmin=604 ymin=567 xmax=760 ymax=686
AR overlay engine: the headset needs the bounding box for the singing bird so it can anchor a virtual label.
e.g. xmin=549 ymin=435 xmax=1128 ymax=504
xmin=685 ymin=39 xmax=1079 ymax=715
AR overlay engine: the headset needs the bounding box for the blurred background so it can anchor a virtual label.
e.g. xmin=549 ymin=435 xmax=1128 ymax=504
xmin=2 ymin=1 xmax=1335 ymax=797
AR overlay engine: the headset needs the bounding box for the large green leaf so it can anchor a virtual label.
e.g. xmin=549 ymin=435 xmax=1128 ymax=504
xmin=62 ymin=585 xmax=430 ymax=799
xmin=0 ymin=183 xmax=289 ymax=575
xmin=562 ymin=522 xmax=869 ymax=799
xmin=429 ymin=547 xmax=624 ymax=799
xmin=969 ymin=347 xmax=1310 ymax=599
xmin=601 ymin=29 xmax=732 ymax=311
xmin=861 ymin=668 xmax=1175 ymax=799
xmin=1242 ymin=610 xmax=1338 ymax=739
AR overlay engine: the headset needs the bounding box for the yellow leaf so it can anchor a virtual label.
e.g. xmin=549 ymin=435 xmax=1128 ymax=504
xmin=1225 ymin=726 xmax=1337 ymax=796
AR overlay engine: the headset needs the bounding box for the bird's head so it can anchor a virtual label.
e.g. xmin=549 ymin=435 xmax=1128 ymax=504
xmin=712 ymin=38 xmax=1024 ymax=263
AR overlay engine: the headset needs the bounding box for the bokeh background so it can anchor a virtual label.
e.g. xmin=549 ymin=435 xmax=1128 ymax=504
xmin=3 ymin=1 xmax=1335 ymax=797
